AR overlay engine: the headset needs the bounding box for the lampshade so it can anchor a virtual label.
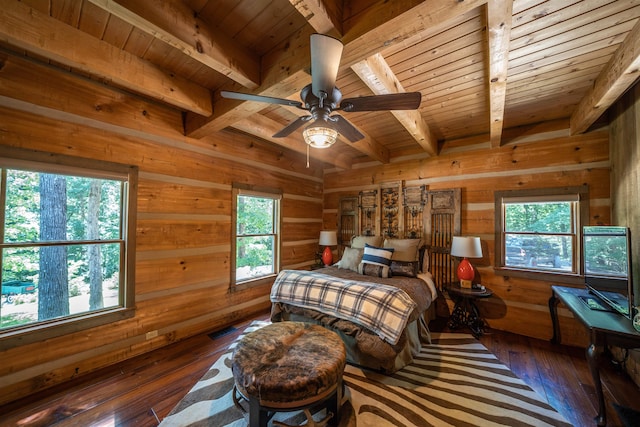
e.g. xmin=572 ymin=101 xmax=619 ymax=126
xmin=319 ymin=230 xmax=338 ymax=246
xmin=450 ymin=236 xmax=482 ymax=259
xmin=303 ymin=125 xmax=338 ymax=148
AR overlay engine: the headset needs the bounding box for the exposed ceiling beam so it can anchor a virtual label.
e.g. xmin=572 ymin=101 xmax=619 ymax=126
xmin=351 ymin=53 xmax=437 ymax=156
xmin=0 ymin=0 xmax=212 ymax=116
xmin=486 ymin=0 xmax=513 ymax=148
xmin=288 ymin=0 xmax=342 ymax=38
xmin=570 ymin=17 xmax=640 ymax=134
xmin=88 ymin=0 xmax=260 ymax=89
xmin=231 ymin=115 xmax=353 ymax=169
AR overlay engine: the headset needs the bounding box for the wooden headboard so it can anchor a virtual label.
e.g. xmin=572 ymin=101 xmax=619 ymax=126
xmin=338 ymin=185 xmax=461 ymax=289
xmin=424 ymin=188 xmax=461 ymax=290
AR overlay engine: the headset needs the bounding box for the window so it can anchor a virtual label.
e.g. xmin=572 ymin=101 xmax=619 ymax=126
xmin=232 ymin=184 xmax=281 ymax=286
xmin=495 ymin=186 xmax=588 ymax=280
xmin=0 ymin=147 xmax=136 ymax=350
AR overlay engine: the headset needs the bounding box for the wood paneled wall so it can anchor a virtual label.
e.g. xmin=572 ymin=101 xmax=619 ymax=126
xmin=610 ymin=81 xmax=640 ymax=387
xmin=0 ymin=53 xmax=323 ymax=405
xmin=323 ymin=120 xmax=611 ymax=347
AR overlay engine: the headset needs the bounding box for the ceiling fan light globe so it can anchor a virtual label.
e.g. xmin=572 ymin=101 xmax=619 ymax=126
xmin=303 ymin=126 xmax=338 ymax=148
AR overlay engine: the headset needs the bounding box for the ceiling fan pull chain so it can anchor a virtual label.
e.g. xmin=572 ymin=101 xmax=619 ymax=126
xmin=306 ymin=144 xmax=310 ymax=168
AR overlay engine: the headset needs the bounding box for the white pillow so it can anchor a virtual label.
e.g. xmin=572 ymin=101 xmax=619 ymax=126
xmin=336 ymin=247 xmax=363 ymax=272
xmin=421 ymin=246 xmax=430 ymax=273
xmin=383 ymin=238 xmax=421 ymax=262
xmin=351 ymin=235 xmax=383 ymax=249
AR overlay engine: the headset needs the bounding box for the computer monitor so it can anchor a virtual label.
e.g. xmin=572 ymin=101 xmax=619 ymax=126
xmin=583 ymin=226 xmax=634 ymax=319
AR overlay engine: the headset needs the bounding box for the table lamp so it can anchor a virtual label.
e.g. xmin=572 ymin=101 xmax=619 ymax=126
xmin=450 ymin=236 xmax=483 ymax=288
xmin=319 ymin=230 xmax=338 ymax=266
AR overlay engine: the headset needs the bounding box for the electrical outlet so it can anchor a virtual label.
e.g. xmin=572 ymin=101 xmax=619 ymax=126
xmin=145 ymin=330 xmax=158 ymax=340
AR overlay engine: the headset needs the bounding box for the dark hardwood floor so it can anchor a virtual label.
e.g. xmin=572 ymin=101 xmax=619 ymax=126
xmin=2 ymin=312 xmax=639 ymax=427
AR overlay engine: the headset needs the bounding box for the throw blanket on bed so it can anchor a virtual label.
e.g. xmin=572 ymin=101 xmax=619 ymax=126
xmin=270 ymin=269 xmax=416 ymax=345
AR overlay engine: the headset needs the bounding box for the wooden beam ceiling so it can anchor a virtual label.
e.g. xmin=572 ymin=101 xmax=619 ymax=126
xmin=3 ymin=0 xmax=637 ymax=167
xmin=486 ymin=0 xmax=513 ymax=148
xmin=340 ymin=0 xmax=488 ymax=69
xmin=570 ymin=17 xmax=640 ymax=135
xmin=0 ymin=0 xmax=213 ymax=116
xmin=351 ymin=53 xmax=438 ymax=156
xmin=88 ymin=0 xmax=260 ymax=89
xmin=185 ymin=0 xmax=488 ymax=159
xmin=288 ymin=0 xmax=342 ymax=38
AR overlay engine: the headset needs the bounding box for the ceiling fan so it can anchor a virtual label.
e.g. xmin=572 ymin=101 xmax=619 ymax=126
xmin=220 ymin=34 xmax=422 ymax=147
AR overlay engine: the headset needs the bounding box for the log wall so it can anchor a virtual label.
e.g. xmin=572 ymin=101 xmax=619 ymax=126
xmin=610 ymin=81 xmax=640 ymax=386
xmin=0 ymin=53 xmax=323 ymax=405
xmin=323 ymin=119 xmax=611 ymax=347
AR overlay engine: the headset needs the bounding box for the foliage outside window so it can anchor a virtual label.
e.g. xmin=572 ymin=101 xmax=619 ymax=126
xmin=495 ymin=186 xmax=588 ymax=280
xmin=0 ymin=147 xmax=136 ymax=350
xmin=232 ymin=185 xmax=281 ymax=286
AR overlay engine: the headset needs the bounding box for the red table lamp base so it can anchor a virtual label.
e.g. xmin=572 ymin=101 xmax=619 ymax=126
xmin=322 ymin=246 xmax=333 ymax=266
xmin=457 ymin=257 xmax=475 ymax=288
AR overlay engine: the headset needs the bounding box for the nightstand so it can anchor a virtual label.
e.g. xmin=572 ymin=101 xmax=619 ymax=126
xmin=446 ymin=283 xmax=493 ymax=338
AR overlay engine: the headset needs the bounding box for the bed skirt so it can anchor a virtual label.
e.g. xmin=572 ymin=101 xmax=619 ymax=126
xmin=273 ymin=304 xmax=435 ymax=373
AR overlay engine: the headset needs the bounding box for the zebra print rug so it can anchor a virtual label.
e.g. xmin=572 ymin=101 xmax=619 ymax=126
xmin=159 ymin=321 xmax=571 ymax=427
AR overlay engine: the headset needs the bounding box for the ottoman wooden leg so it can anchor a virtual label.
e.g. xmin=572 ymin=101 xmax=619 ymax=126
xmin=327 ymin=379 xmax=342 ymax=427
xmin=249 ymin=396 xmax=269 ymax=427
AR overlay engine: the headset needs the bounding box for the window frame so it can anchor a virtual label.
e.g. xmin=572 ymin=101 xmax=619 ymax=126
xmin=494 ymin=185 xmax=588 ymax=284
xmin=231 ymin=183 xmax=282 ymax=289
xmin=0 ymin=146 xmax=137 ymax=351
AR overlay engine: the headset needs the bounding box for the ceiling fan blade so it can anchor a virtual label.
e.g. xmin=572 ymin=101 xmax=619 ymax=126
xmin=310 ymin=34 xmax=343 ymax=99
xmin=220 ymin=91 xmax=304 ymax=109
xmin=272 ymin=116 xmax=312 ymax=138
xmin=331 ymin=115 xmax=364 ymax=142
xmin=340 ymin=92 xmax=422 ymax=112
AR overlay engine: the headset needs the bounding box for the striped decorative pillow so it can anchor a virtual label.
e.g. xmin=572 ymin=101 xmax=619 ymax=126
xmin=362 ymin=243 xmax=394 ymax=267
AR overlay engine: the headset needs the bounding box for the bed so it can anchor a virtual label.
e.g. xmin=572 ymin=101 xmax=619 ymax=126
xmin=270 ymin=237 xmax=438 ymax=373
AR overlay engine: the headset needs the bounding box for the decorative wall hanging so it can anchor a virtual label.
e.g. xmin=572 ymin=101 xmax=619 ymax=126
xmin=403 ymin=185 xmax=427 ymax=239
xmin=380 ymin=182 xmax=401 ymax=239
xmin=358 ymin=190 xmax=378 ymax=236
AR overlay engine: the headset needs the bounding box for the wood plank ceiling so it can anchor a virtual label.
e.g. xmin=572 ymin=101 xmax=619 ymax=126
xmin=1 ymin=0 xmax=639 ymax=169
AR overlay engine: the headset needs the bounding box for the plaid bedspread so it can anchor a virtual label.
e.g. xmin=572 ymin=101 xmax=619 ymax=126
xmin=270 ymin=270 xmax=417 ymax=345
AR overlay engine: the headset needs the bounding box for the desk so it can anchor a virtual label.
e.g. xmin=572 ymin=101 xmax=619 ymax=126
xmin=549 ymin=285 xmax=640 ymax=426
xmin=446 ymin=284 xmax=492 ymax=338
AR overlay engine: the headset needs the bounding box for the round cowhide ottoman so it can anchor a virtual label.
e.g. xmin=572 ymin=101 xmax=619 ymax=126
xmin=231 ymin=321 xmax=347 ymax=427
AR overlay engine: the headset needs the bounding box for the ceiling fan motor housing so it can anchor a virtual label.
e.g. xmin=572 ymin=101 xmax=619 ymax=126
xmin=301 ymin=84 xmax=341 ymax=110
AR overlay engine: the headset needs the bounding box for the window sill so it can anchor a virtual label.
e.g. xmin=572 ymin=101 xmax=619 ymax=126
xmin=494 ymin=267 xmax=584 ymax=285
xmin=0 ymin=306 xmax=135 ymax=351
xmin=231 ymin=274 xmax=278 ymax=292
